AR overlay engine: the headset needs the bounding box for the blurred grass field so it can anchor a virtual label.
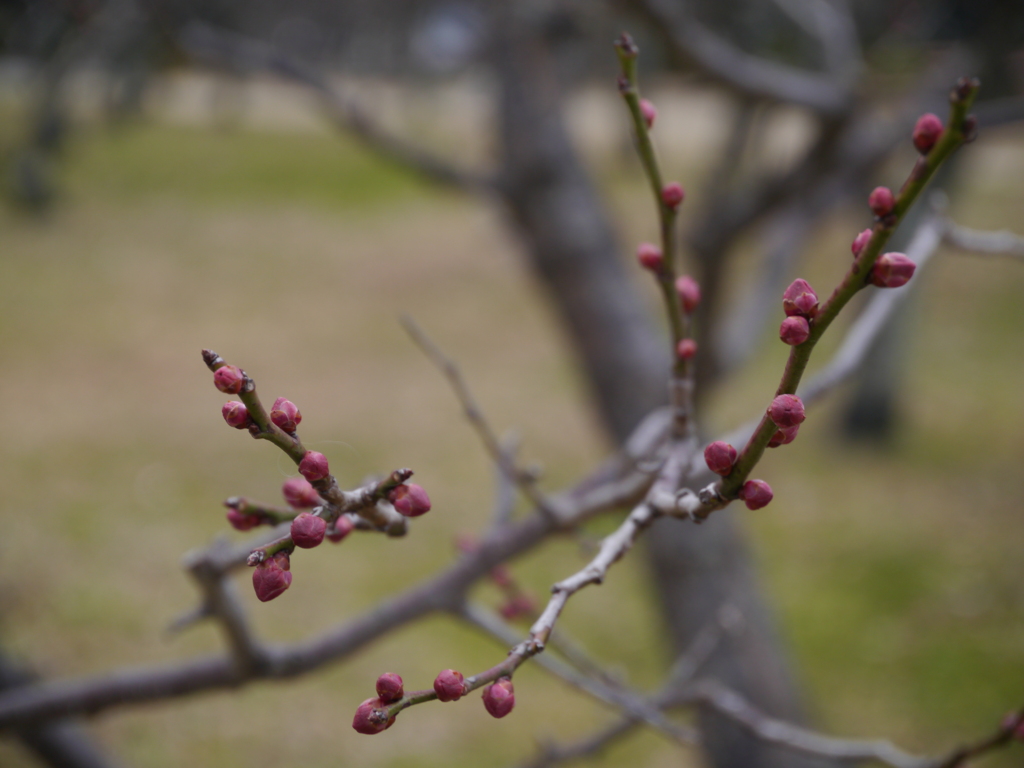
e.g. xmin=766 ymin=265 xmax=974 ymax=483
xmin=0 ymin=101 xmax=1023 ymax=768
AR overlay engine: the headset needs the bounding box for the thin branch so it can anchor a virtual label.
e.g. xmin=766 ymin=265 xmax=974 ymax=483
xmin=941 ymin=221 xmax=1024 ymax=259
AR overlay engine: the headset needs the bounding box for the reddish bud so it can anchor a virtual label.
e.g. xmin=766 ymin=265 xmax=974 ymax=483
xmin=851 ymin=228 xmax=872 ymax=257
xmin=912 ymin=113 xmax=943 ymax=154
xmin=213 ymin=365 xmax=245 ymax=394
xmin=661 ymin=182 xmax=685 ymax=209
xmin=351 ymin=697 xmax=395 ymax=735
xmin=433 ymin=669 xmax=466 ymax=702
xmin=482 ymin=678 xmax=515 ymax=719
xmin=376 ymin=673 xmax=404 ymax=704
xmin=290 ymin=512 xmax=326 ymax=548
xmin=499 ymin=595 xmax=536 ymax=620
xmin=298 ymin=451 xmax=329 ymax=482
xmin=282 ymin=477 xmax=321 ymax=509
xmin=868 ymin=186 xmax=895 ymax=217
xmin=869 ymin=252 xmax=916 ymax=288
xmin=779 ymin=316 xmax=810 ymax=346
xmin=252 ymin=552 xmax=292 ymax=602
xmin=636 ymin=242 xmax=663 ymax=272
xmin=226 ymin=508 xmax=261 ymax=531
xmin=221 ymin=401 xmax=252 ymax=430
xmin=739 ymin=479 xmax=773 ymax=510
xmin=782 ymin=279 xmax=819 ymax=318
xmin=387 ymin=483 xmax=431 ymax=517
xmin=768 ymin=394 xmax=805 ymax=428
xmin=675 ymin=275 xmax=701 ymax=313
xmin=326 ymin=515 xmax=355 ymax=543
xmin=270 ymin=397 xmax=302 ymax=432
xmin=676 ymin=338 xmax=697 ymax=360
xmin=767 ymin=424 xmax=800 ymax=448
xmin=704 ymin=441 xmax=737 ymax=476
xmin=640 ymin=98 xmax=657 ymax=129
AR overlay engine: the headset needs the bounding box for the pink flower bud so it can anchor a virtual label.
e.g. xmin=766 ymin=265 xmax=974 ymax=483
xmin=782 ymin=279 xmax=819 ymax=318
xmin=869 ymin=252 xmax=916 ymax=288
xmin=851 ymin=228 xmax=872 ymax=257
xmin=252 ymin=552 xmax=292 ymax=602
xmin=499 ymin=595 xmax=536 ymax=620
xmin=739 ymin=479 xmax=773 ymax=510
xmin=704 ymin=441 xmax=737 ymax=477
xmin=640 ymin=98 xmax=657 ymax=129
xmin=387 ymin=483 xmax=431 ymax=517
xmin=213 ymin=365 xmax=245 ymax=394
xmin=767 ymin=424 xmax=800 ymax=448
xmin=376 ymin=673 xmax=404 ymax=704
xmin=636 ymin=242 xmax=663 ymax=272
xmin=290 ymin=512 xmax=326 ymax=549
xmin=676 ymin=339 xmax=697 ymax=360
xmin=326 ymin=515 xmax=355 ymax=543
xmin=270 ymin=397 xmax=301 ymax=432
xmin=351 ymin=697 xmax=395 ymax=735
xmin=675 ymin=275 xmax=701 ymax=313
xmin=221 ymin=401 xmax=252 ymax=430
xmin=661 ymin=182 xmax=685 ymax=209
xmin=298 ymin=451 xmax=329 ymax=482
xmin=868 ymin=186 xmax=895 ymax=217
xmin=779 ymin=316 xmax=810 ymax=346
xmin=768 ymin=394 xmax=805 ymax=428
xmin=226 ymin=508 xmax=261 ymax=531
xmin=482 ymin=678 xmax=515 ymax=719
xmin=282 ymin=477 xmax=320 ymax=509
xmin=912 ymin=113 xmax=943 ymax=154
xmin=433 ymin=669 xmax=466 ymax=702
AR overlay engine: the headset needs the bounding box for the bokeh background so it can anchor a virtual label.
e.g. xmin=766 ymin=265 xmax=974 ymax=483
xmin=1 ymin=1 xmax=1023 ymax=767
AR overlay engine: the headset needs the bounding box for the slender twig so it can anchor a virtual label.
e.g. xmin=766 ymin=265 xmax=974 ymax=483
xmin=941 ymin=220 xmax=1024 ymax=258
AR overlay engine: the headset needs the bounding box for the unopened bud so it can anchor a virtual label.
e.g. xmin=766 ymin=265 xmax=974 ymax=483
xmin=213 ymin=365 xmax=245 ymax=394
xmin=221 ymin=401 xmax=252 ymax=430
xmin=376 ymin=673 xmax=404 ymax=704
xmin=282 ymin=477 xmax=320 ymax=508
xmin=351 ymin=697 xmax=395 ymax=735
xmin=868 ymin=186 xmax=895 ymax=217
xmin=767 ymin=424 xmax=800 ymax=448
xmin=290 ymin=512 xmax=326 ymax=548
xmin=782 ymin=279 xmax=819 ymax=318
xmin=661 ymin=182 xmax=685 ymax=209
xmin=675 ymin=275 xmax=701 ymax=313
xmin=779 ymin=316 xmax=810 ymax=346
xmin=433 ymin=669 xmax=466 ymax=702
xmin=326 ymin=515 xmax=355 ymax=543
xmin=851 ymin=228 xmax=872 ymax=257
xmin=912 ymin=113 xmax=943 ymax=154
xmin=387 ymin=483 xmax=431 ymax=517
xmin=676 ymin=338 xmax=697 ymax=360
xmin=704 ymin=441 xmax=737 ymax=476
xmin=768 ymin=394 xmax=805 ymax=428
xmin=869 ymin=252 xmax=916 ymax=288
xmin=252 ymin=552 xmax=292 ymax=602
xmin=739 ymin=479 xmax=773 ymax=510
xmin=640 ymin=98 xmax=657 ymax=129
xmin=270 ymin=397 xmax=302 ymax=432
xmin=482 ymin=678 xmax=515 ymax=719
xmin=298 ymin=451 xmax=329 ymax=482
xmin=636 ymin=242 xmax=663 ymax=272
xmin=499 ymin=595 xmax=536 ymax=620
xmin=226 ymin=508 xmax=261 ymax=531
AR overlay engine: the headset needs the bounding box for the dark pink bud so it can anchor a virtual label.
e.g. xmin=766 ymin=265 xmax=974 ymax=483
xmin=704 ymin=441 xmax=737 ymax=477
xmin=213 ymin=365 xmax=245 ymax=394
xmin=499 ymin=595 xmax=536 ymax=620
xmin=869 ymin=252 xmax=916 ymax=288
xmin=298 ymin=451 xmax=329 ymax=482
xmin=282 ymin=477 xmax=320 ymax=509
xmin=739 ymin=479 xmax=773 ymax=510
xmin=636 ymin=242 xmax=663 ymax=272
xmin=326 ymin=515 xmax=355 ymax=543
xmin=676 ymin=338 xmax=697 ymax=360
xmin=270 ymin=397 xmax=301 ymax=432
xmin=782 ymin=279 xmax=819 ymax=318
xmin=912 ymin=113 xmax=943 ymax=154
xmin=768 ymin=394 xmax=805 ymax=428
xmin=675 ymin=275 xmax=701 ymax=313
xmin=433 ymin=669 xmax=466 ymax=702
xmin=868 ymin=186 xmax=895 ymax=217
xmin=252 ymin=552 xmax=292 ymax=602
xmin=290 ymin=512 xmax=326 ymax=548
xmin=640 ymin=98 xmax=657 ymax=129
xmin=376 ymin=673 xmax=404 ymax=704
xmin=387 ymin=483 xmax=431 ymax=517
xmin=482 ymin=678 xmax=515 ymax=719
xmin=851 ymin=228 xmax=872 ymax=257
xmin=226 ymin=508 xmax=261 ymax=531
xmin=351 ymin=697 xmax=395 ymax=735
xmin=661 ymin=182 xmax=685 ymax=209
xmin=221 ymin=401 xmax=252 ymax=430
xmin=779 ymin=316 xmax=810 ymax=346
xmin=767 ymin=424 xmax=800 ymax=448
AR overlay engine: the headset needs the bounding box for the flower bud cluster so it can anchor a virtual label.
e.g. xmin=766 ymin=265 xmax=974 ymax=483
xmin=779 ymin=279 xmax=818 ymax=347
